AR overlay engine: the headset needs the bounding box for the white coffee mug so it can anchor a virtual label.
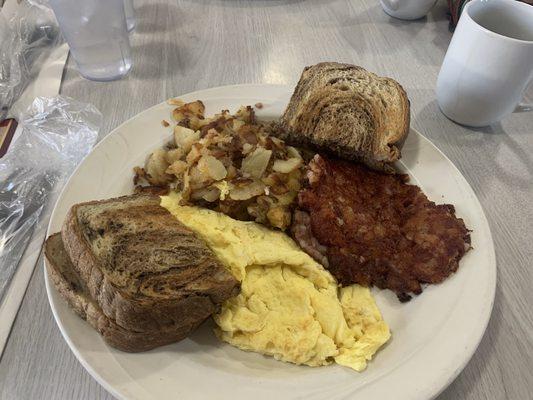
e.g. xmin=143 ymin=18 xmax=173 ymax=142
xmin=436 ymin=0 xmax=533 ymax=127
xmin=380 ymin=0 xmax=438 ymax=20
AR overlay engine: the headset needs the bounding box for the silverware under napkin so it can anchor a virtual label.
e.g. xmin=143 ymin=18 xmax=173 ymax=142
xmin=0 ymin=168 xmax=55 ymax=302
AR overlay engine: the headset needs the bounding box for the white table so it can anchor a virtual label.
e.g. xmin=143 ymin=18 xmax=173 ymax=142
xmin=1 ymin=1 xmax=532 ymax=399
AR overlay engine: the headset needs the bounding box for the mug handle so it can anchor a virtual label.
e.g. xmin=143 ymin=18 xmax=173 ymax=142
xmin=381 ymin=0 xmax=401 ymax=11
xmin=514 ymin=103 xmax=532 ymax=113
xmin=514 ymin=79 xmax=533 ymax=113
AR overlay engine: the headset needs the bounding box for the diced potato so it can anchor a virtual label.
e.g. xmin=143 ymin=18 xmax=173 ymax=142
xmin=270 ymin=136 xmax=285 ymax=150
xmin=186 ymin=143 xmax=202 ymax=164
xmin=172 ymin=109 xmax=186 ymax=122
xmin=239 ymin=125 xmax=259 ymax=145
xmin=272 ymin=157 xmax=302 ymax=174
xmin=181 ymin=100 xmax=205 ymax=117
xmin=213 ymin=181 xmax=230 ymax=200
xmin=226 ymin=165 xmax=238 ymax=180
xmin=214 ymin=134 xmax=233 ymax=145
xmin=229 ymin=180 xmax=265 ymax=200
xmin=189 ymin=165 xmax=205 ymax=187
xmin=215 ymin=110 xmax=231 ymax=121
xmin=287 ymin=146 xmax=302 ymax=159
xmin=198 ymin=155 xmax=227 ymax=181
xmin=275 ymin=191 xmax=298 ymax=206
xmin=191 ymin=186 xmax=220 ymax=202
xmin=242 ymin=143 xmax=254 ymax=155
xmin=232 ymin=119 xmax=245 ymax=131
xmin=286 ymin=175 xmax=301 ymax=191
xmin=235 ymin=105 xmax=254 ymax=123
xmin=241 ymin=147 xmax=272 ymax=179
xmin=166 ymin=160 xmax=187 ymax=176
xmin=182 ymin=169 xmax=191 ymax=199
xmin=174 ymin=125 xmax=200 ymax=153
xmin=165 ymin=148 xmax=184 ymax=164
xmin=262 ymin=172 xmax=287 ymax=187
xmin=199 ymin=145 xmax=211 ymax=157
xmin=247 ymin=201 xmax=269 ymax=223
xmin=266 ymin=206 xmax=291 ymax=230
xmin=145 ymin=149 xmax=173 ymax=185
xmin=188 ymin=116 xmax=204 ymax=131
xmin=171 ymin=100 xmax=205 ymax=124
xmin=270 ymin=183 xmax=289 ymax=195
xmin=196 ymin=118 xmax=211 ymax=129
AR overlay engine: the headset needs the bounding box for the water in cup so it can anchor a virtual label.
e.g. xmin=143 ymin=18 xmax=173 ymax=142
xmin=49 ymin=0 xmax=132 ymax=81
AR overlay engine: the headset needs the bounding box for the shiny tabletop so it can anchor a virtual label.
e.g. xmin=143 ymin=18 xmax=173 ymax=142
xmin=1 ymin=1 xmax=532 ymax=399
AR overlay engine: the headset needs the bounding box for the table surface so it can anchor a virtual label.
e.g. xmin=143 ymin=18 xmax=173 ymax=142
xmin=1 ymin=0 xmax=532 ymax=399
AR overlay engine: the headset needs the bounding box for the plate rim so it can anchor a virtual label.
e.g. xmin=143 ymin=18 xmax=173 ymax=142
xmin=44 ymin=83 xmax=496 ymax=400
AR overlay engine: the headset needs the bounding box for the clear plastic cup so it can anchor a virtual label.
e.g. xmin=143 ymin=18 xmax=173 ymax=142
xmin=124 ymin=0 xmax=136 ymax=32
xmin=49 ymin=0 xmax=133 ymax=81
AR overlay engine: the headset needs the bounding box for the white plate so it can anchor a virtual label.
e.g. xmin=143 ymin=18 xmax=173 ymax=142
xmin=45 ymin=84 xmax=496 ymax=400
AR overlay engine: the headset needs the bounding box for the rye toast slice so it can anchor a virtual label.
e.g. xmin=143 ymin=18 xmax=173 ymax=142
xmin=45 ymin=233 xmax=214 ymax=351
xmin=61 ymin=194 xmax=239 ymax=333
xmin=280 ymin=62 xmax=410 ymax=172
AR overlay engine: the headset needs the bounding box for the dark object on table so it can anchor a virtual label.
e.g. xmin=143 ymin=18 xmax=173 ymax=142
xmin=292 ymin=154 xmax=471 ymax=302
xmin=447 ymin=0 xmax=533 ymax=28
xmin=0 ymin=119 xmax=17 ymax=158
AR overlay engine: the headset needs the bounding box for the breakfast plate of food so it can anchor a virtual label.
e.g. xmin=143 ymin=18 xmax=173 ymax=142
xmin=44 ymin=63 xmax=496 ymax=400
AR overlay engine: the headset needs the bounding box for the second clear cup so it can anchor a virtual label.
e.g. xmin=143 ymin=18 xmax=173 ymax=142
xmin=49 ymin=0 xmax=133 ymax=81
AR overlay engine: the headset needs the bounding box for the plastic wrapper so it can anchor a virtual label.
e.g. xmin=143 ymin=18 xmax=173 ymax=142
xmin=0 ymin=96 xmax=101 ymax=302
xmin=0 ymin=0 xmax=63 ymax=120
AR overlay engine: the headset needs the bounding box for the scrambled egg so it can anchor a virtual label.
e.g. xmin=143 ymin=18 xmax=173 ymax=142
xmin=161 ymin=193 xmax=390 ymax=371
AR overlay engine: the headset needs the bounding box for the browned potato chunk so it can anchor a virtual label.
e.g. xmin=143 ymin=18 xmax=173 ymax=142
xmin=241 ymin=147 xmax=272 ymax=179
xmin=145 ymin=149 xmax=173 ymax=185
xmin=165 ymin=148 xmax=184 ymax=164
xmin=166 ymin=160 xmax=187 ymax=176
xmin=229 ymin=180 xmax=265 ymax=200
xmin=172 ymin=100 xmax=205 ymax=122
xmin=267 ymin=207 xmax=291 ymax=230
xmin=272 ymin=157 xmax=302 ymax=173
xmin=174 ymin=126 xmax=199 ymax=152
xmin=198 ymin=155 xmax=227 ymax=181
xmin=182 ymin=100 xmax=205 ymax=117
